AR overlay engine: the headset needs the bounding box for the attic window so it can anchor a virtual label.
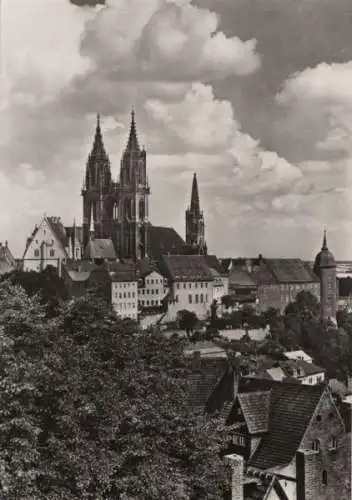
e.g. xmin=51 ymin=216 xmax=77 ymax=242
xmin=316 ymin=415 xmax=322 ymax=422
xmin=322 ymin=470 xmax=327 ymax=486
xmin=329 ymin=437 xmax=337 ymax=451
xmin=328 ymin=412 xmax=334 ymax=420
xmin=311 ymin=440 xmax=320 ymax=452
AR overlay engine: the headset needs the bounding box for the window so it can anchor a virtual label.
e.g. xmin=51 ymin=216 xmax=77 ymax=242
xmin=329 ymin=437 xmax=337 ymax=451
xmin=34 ymin=249 xmax=40 ymax=257
xmin=311 ymin=440 xmax=320 ymax=452
xmin=183 ymin=283 xmax=186 ymax=289
xmin=328 ymin=412 xmax=334 ymax=420
xmin=322 ymin=470 xmax=327 ymax=486
xmin=175 ymin=295 xmax=179 ymax=303
xmin=195 ymin=282 xmax=198 ymax=288
xmin=308 ymin=377 xmax=313 ymax=384
xmin=200 ymin=293 xmax=204 ymax=303
xmin=119 ymin=293 xmax=122 ymax=299
xmin=151 ymin=279 xmax=154 ymax=284
xmin=189 ymin=294 xmax=192 ymax=304
xmin=176 ymin=283 xmax=180 ymax=289
xmin=195 ymin=294 xmax=199 ymax=304
xmin=189 ymin=283 xmax=192 ymax=288
xmin=232 ymin=434 xmax=245 ymax=447
xmin=316 ymin=415 xmax=322 ymax=422
xmin=128 ymin=292 xmax=131 ymax=298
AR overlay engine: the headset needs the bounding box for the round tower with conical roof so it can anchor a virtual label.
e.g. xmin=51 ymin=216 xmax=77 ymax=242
xmin=313 ymin=230 xmax=337 ymax=322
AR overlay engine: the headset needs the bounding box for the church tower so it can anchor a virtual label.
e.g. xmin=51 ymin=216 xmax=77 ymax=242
xmin=82 ymin=114 xmax=112 ymax=249
xmin=185 ymin=173 xmax=207 ymax=255
xmin=118 ymin=110 xmax=150 ymax=260
xmin=313 ymin=230 xmax=337 ymax=323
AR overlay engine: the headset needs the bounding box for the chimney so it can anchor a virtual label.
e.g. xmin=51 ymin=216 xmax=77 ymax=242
xmin=296 ymin=450 xmax=321 ymax=500
xmin=225 ymin=454 xmax=244 ymax=500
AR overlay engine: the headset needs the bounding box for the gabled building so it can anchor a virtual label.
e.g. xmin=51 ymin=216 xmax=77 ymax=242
xmin=220 ymin=377 xmax=351 ymax=500
xmin=0 ymin=241 xmax=17 ymax=275
xmin=205 ymin=254 xmax=229 ymax=302
xmin=137 ymin=259 xmax=169 ymax=311
xmin=110 ymin=263 xmax=138 ymax=319
xmin=160 ymin=254 xmax=214 ymax=320
xmin=22 ymin=215 xmax=83 ymax=276
xmin=254 ymin=257 xmax=320 ymax=313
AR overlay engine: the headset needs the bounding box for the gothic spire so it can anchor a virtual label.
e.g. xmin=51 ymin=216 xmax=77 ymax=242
xmin=125 ymin=108 xmax=140 ymax=152
xmin=91 ymin=113 xmax=107 ymax=157
xmin=322 ymin=228 xmax=328 ymax=250
xmin=190 ymin=172 xmax=200 ymax=214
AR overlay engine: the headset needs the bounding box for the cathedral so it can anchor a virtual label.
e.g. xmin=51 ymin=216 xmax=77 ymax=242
xmin=81 ymin=111 xmax=207 ymax=261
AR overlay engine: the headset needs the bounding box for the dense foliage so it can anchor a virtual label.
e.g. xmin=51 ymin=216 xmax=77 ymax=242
xmin=0 ymin=283 xmax=229 ymax=499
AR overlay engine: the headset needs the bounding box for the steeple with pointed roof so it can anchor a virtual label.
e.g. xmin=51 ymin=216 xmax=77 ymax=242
xmin=314 ymin=229 xmax=337 ymax=323
xmin=185 ymin=172 xmax=207 ymax=255
xmin=84 ymin=114 xmax=112 ymax=190
xmin=125 ymin=109 xmax=140 ymax=152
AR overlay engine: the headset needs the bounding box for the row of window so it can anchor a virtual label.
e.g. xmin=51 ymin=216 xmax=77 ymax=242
xmin=232 ymin=434 xmax=246 ymax=446
xmin=114 ymin=292 xmax=136 ymax=299
xmin=173 ymin=293 xmax=208 ymax=304
xmin=140 ymin=299 xmax=163 ymax=307
xmin=311 ymin=437 xmax=337 ymax=452
xmin=139 ymin=288 xmax=167 ymax=296
xmin=176 ymin=282 xmax=209 ymax=290
xmin=145 ymin=278 xmax=167 ymax=286
xmin=114 ymin=302 xmax=137 ymax=310
xmin=113 ymin=282 xmax=136 ymax=289
xmin=34 ymin=249 xmax=55 ymax=257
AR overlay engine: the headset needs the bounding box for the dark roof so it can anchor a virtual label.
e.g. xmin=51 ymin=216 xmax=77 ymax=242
xmin=147 ymin=225 xmax=185 ymax=259
xmin=295 ymin=359 xmax=325 ymax=377
xmin=47 ymin=216 xmax=69 ymax=249
xmin=237 ymin=391 xmax=271 ymax=434
xmin=161 ymin=254 xmax=213 ymax=282
xmin=229 ymin=268 xmax=256 ymax=287
xmin=110 ymin=263 xmax=137 ymax=282
xmin=205 ymin=255 xmax=227 ymax=276
xmin=239 ymin=379 xmax=325 ymax=469
xmin=187 ymin=361 xmax=228 ymax=410
xmin=257 ymin=259 xmax=319 ymax=284
xmin=137 ymin=257 xmax=160 ymax=279
xmin=84 ymin=238 xmax=117 ymax=260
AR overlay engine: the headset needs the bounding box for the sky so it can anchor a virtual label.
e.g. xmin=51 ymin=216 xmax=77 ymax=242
xmin=1 ymin=0 xmax=352 ymax=259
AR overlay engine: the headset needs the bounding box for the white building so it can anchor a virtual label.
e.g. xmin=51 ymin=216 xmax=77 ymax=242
xmin=283 ymin=350 xmax=313 ymax=364
xmin=138 ymin=269 xmax=169 ymax=309
xmin=22 ymin=215 xmax=83 ymax=276
xmin=110 ymin=264 xmax=138 ymax=320
xmin=160 ymin=254 xmax=214 ymax=321
xmin=205 ymin=255 xmax=229 ymax=304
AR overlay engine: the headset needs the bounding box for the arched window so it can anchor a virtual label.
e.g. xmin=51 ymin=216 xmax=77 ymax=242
xmin=124 ymin=198 xmax=132 ymax=219
xmin=113 ymin=203 xmax=119 ymax=219
xmin=139 ymin=199 xmax=145 ymax=220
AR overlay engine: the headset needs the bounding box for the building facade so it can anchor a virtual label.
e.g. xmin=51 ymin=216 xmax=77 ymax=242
xmin=138 ymin=269 xmax=169 ymax=310
xmin=185 ymin=173 xmax=207 ymax=255
xmin=314 ymin=231 xmax=337 ymax=323
xmin=81 ymin=112 xmax=150 ymax=261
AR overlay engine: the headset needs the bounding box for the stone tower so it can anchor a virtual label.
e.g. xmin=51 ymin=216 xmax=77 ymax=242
xmin=118 ymin=110 xmax=150 ymax=260
xmin=81 ymin=114 xmax=112 ymax=249
xmin=185 ymin=172 xmax=207 ymax=255
xmin=313 ymin=230 xmax=337 ymax=323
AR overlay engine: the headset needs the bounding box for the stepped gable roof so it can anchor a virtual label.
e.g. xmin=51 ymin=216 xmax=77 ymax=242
xmin=256 ymin=258 xmax=319 ymax=284
xmin=84 ymin=238 xmax=117 ymax=260
xmin=205 ymin=255 xmax=227 ymax=276
xmin=236 ymin=378 xmax=325 ymax=470
xmin=147 ymin=225 xmax=185 ymax=259
xmin=161 ymin=254 xmax=213 ymax=282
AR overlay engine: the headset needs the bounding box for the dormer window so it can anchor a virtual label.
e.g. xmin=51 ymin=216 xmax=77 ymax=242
xmin=312 ymin=439 xmax=320 ymax=452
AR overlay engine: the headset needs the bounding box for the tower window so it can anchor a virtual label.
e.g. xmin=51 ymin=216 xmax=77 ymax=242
xmin=311 ymin=439 xmax=320 ymax=452
xmin=322 ymin=470 xmax=327 ymax=486
xmin=113 ymin=203 xmax=119 ymax=219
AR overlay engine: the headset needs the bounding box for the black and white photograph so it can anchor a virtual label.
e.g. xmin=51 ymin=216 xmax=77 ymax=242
xmin=0 ymin=0 xmax=351 ymax=498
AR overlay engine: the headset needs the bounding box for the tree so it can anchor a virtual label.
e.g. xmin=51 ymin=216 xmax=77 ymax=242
xmin=177 ymin=309 xmax=199 ymax=336
xmin=221 ymin=295 xmax=235 ymax=310
xmin=0 ymin=284 xmax=229 ymax=498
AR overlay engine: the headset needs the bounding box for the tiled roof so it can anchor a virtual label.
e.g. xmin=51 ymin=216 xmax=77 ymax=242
xmin=161 ymin=254 xmax=213 ymax=282
xmin=110 ymin=262 xmax=137 ymax=282
xmin=259 ymin=258 xmax=319 ymax=284
xmin=295 ymin=359 xmax=325 ymax=377
xmin=84 ymin=238 xmax=117 ymax=260
xmin=229 ymin=269 xmax=256 ymax=287
xmin=187 ymin=362 xmax=228 ymax=410
xmin=47 ymin=216 xmax=69 ymax=249
xmin=147 ymin=225 xmax=185 ymax=259
xmin=137 ymin=257 xmax=159 ymax=279
xmin=243 ymin=379 xmax=325 ymax=470
xmin=205 ymin=255 xmax=227 ymax=276
xmin=237 ymin=391 xmax=271 ymax=434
